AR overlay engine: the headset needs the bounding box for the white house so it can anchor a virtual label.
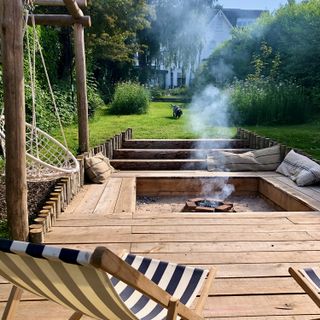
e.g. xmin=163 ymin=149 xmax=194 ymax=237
xmin=157 ymin=8 xmax=266 ymax=89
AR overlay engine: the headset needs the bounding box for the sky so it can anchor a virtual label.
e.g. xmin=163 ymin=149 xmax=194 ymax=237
xmin=216 ymin=0 xmax=303 ymax=11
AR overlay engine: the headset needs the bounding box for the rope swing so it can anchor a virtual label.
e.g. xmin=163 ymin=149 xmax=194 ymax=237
xmin=0 ymin=7 xmax=79 ymax=182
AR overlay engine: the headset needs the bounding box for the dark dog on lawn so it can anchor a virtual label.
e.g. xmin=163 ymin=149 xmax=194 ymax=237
xmin=171 ymin=104 xmax=183 ymax=119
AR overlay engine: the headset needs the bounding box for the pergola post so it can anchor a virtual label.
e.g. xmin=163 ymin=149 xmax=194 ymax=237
xmin=74 ymin=23 xmax=89 ymax=153
xmin=0 ymin=0 xmax=29 ymax=240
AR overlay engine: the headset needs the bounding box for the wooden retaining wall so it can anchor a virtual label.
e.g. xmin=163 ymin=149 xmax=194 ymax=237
xmin=29 ymin=128 xmax=133 ymax=243
xmin=237 ymin=128 xmax=320 ymax=164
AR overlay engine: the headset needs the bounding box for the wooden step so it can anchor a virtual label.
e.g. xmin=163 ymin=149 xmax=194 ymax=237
xmin=110 ymin=159 xmax=207 ymax=170
xmin=113 ymin=148 xmax=252 ymax=159
xmin=122 ymin=139 xmax=249 ymax=149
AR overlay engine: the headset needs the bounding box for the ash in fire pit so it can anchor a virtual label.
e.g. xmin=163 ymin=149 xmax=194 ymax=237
xmin=185 ymin=198 xmax=235 ymax=212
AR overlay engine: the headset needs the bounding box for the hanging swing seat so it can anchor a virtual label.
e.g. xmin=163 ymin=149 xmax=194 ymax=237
xmin=0 ymin=10 xmax=80 ymax=182
xmin=0 ymin=116 xmax=79 ymax=181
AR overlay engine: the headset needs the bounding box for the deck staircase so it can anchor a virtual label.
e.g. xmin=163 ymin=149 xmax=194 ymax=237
xmin=110 ymin=138 xmax=250 ymax=170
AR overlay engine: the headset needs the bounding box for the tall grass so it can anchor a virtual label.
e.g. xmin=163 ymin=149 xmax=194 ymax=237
xmin=229 ymin=79 xmax=312 ymax=125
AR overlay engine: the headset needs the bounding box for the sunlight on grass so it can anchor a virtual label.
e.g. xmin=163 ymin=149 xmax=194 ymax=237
xmin=57 ymin=102 xmax=237 ymax=153
xmin=247 ymin=123 xmax=320 ymax=160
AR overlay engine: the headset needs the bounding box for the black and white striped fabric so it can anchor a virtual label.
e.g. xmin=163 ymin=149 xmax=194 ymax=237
xmin=111 ymin=253 xmax=208 ymax=320
xmin=0 ymin=239 xmax=208 ymax=320
xmin=300 ymin=267 xmax=320 ymax=292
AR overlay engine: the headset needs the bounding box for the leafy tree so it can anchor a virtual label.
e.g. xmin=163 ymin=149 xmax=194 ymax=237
xmin=193 ymin=0 xmax=320 ymax=89
xmin=86 ymin=0 xmax=152 ymax=99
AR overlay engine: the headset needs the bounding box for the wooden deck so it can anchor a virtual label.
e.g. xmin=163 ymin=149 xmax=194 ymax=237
xmin=1 ymin=170 xmax=320 ymax=319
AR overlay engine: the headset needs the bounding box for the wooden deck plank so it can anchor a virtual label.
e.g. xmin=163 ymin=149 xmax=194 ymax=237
xmin=131 ymin=240 xmax=320 ymax=253
xmin=93 ymin=178 xmax=122 ymax=214
xmin=129 ymin=251 xmax=320 ymax=265
xmin=65 ymin=183 xmax=107 ymax=215
xmin=206 ymin=262 xmax=320 ymax=278
xmin=0 ymin=277 xmax=303 ymax=303
xmin=203 ymin=294 xmax=320 ymax=317
xmin=45 ymin=226 xmax=132 ymax=243
xmin=132 ymin=224 xmax=320 ymax=233
xmin=211 ymin=277 xmax=303 ymax=295
xmin=0 ymin=301 xmax=93 ymax=320
xmin=113 ymin=177 xmax=136 ymax=214
xmin=132 ymin=211 xmax=320 ymax=219
xmin=44 ymin=231 xmax=315 ymax=243
xmin=207 ymin=317 xmax=320 ymax=320
xmin=53 ymin=217 xmax=295 ymax=226
xmin=0 ymin=295 xmax=317 ymax=319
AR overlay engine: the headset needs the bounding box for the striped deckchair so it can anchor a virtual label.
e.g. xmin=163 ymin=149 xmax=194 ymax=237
xmin=289 ymin=267 xmax=320 ymax=308
xmin=0 ymin=239 xmax=216 ymax=320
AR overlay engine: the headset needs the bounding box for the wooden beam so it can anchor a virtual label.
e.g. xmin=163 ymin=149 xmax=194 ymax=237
xmin=28 ymin=14 xmax=91 ymax=27
xmin=0 ymin=0 xmax=29 ymax=240
xmin=74 ymin=23 xmax=89 ymax=153
xmin=63 ymin=0 xmax=83 ymax=18
xmin=33 ymin=0 xmax=87 ymax=8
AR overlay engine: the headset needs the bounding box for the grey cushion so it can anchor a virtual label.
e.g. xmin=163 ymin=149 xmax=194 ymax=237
xmin=85 ymin=152 xmax=116 ymax=184
xmin=276 ymin=150 xmax=320 ymax=186
xmin=207 ymin=145 xmax=281 ymax=172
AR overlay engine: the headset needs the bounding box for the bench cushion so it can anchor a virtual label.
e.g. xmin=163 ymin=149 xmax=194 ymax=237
xmin=207 ymin=145 xmax=281 ymax=172
xmin=276 ymin=150 xmax=320 ymax=186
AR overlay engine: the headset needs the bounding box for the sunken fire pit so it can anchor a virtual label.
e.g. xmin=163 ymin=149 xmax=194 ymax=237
xmin=185 ymin=198 xmax=235 ymax=212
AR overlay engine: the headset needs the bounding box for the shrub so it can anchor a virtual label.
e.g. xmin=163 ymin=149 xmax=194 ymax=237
xmin=229 ymin=78 xmax=311 ymax=125
xmin=150 ymin=87 xmax=164 ymax=100
xmin=168 ymin=87 xmax=189 ymax=96
xmin=87 ymin=75 xmax=105 ymax=117
xmin=109 ymin=82 xmax=150 ymax=115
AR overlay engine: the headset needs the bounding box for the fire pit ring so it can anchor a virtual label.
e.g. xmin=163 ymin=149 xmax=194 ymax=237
xmin=185 ymin=198 xmax=235 ymax=212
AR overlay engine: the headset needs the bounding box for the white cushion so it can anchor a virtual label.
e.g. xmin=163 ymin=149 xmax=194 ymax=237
xmin=276 ymin=150 xmax=320 ymax=186
xmin=207 ymin=145 xmax=281 ymax=172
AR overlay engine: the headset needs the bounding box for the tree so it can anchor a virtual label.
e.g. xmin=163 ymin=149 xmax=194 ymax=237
xmin=192 ymin=0 xmax=320 ymax=89
xmin=85 ymin=0 xmax=152 ymax=99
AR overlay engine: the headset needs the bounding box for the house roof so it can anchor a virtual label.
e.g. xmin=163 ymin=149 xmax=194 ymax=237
xmin=221 ymin=8 xmax=266 ymax=27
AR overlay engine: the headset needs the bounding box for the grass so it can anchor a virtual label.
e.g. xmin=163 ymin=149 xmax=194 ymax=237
xmin=55 ymin=102 xmax=236 ymax=153
xmin=52 ymin=101 xmax=320 ymax=161
xmin=246 ymin=121 xmax=320 ymax=160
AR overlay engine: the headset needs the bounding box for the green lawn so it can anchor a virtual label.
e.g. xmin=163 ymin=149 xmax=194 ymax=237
xmin=57 ymin=102 xmax=236 ymax=153
xmin=53 ymin=101 xmax=320 ymax=161
xmin=246 ymin=122 xmax=320 ymax=160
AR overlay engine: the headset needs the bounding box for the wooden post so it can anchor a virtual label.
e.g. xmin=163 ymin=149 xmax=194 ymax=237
xmin=0 ymin=0 xmax=28 ymax=241
xmin=28 ymin=14 xmax=91 ymax=27
xmin=128 ymin=128 xmax=133 ymax=139
xmin=74 ymin=23 xmax=89 ymax=153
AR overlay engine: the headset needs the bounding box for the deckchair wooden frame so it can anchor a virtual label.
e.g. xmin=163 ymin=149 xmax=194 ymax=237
xmin=289 ymin=267 xmax=320 ymax=308
xmin=2 ymin=245 xmax=216 ymax=320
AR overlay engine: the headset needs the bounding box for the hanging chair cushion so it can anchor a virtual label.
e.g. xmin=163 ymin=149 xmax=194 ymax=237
xmin=85 ymin=153 xmax=116 ymax=184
